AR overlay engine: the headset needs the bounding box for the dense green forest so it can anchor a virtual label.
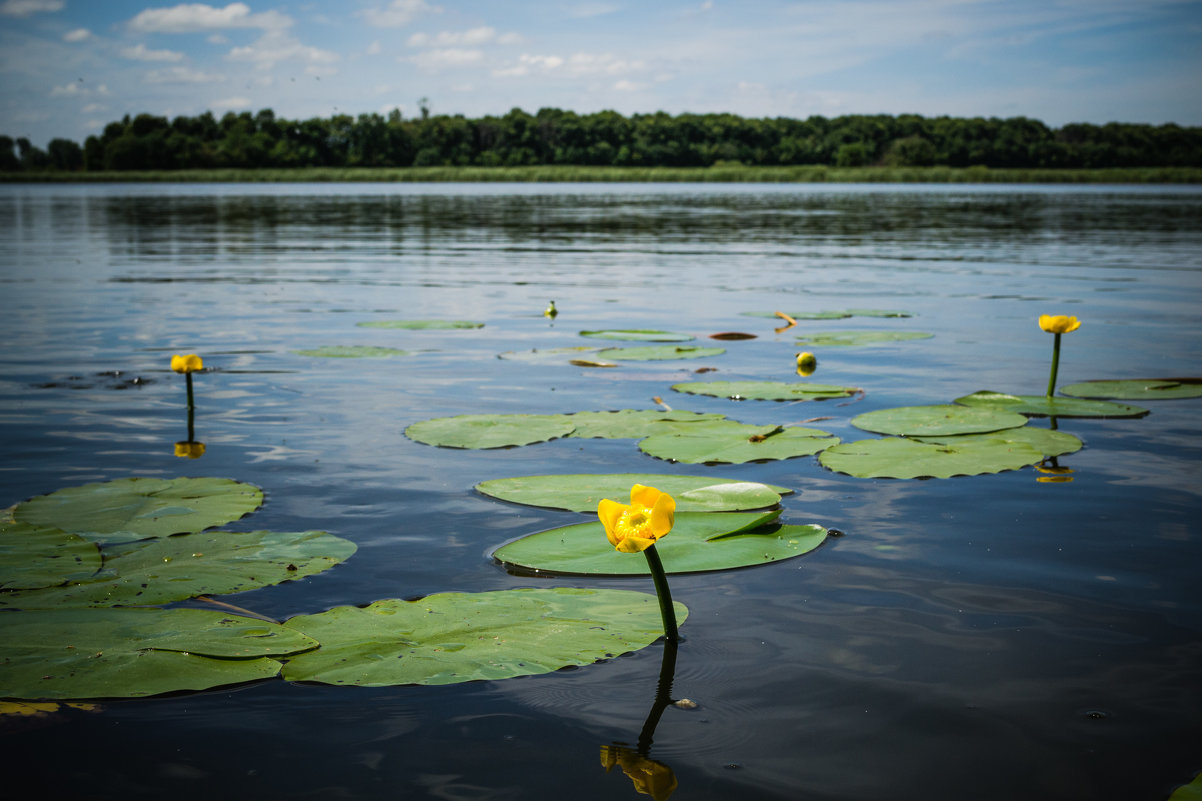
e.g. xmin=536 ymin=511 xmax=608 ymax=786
xmin=3 ymin=107 xmax=1200 ymax=173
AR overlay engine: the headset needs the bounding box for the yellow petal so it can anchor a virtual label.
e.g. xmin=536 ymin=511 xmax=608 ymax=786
xmin=171 ymin=353 xmax=203 ymax=373
xmin=629 ymin=484 xmax=663 ymax=508
xmin=616 ymin=535 xmax=655 ymax=553
xmin=649 ymin=493 xmax=675 ymax=537
xmin=598 ymin=498 xmax=626 ymax=546
xmin=1038 ymin=315 xmax=1081 ymax=334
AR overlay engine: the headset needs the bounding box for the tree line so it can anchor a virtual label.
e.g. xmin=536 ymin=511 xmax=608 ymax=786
xmin=4 ymin=107 xmax=1200 ymax=173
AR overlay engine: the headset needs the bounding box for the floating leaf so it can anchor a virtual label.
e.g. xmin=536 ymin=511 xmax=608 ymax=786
xmin=0 ymin=530 xmax=356 ymax=610
xmin=819 ymin=436 xmax=1043 ymax=479
xmin=638 ymin=422 xmax=837 ymax=464
xmin=13 ymin=477 xmax=264 ymax=544
xmin=597 ymin=345 xmax=725 ymax=361
xmin=475 ymin=474 xmax=789 ymax=512
xmin=0 ymin=521 xmax=101 ymax=590
xmin=497 ymin=346 xmax=598 ymax=361
xmin=356 ymin=320 xmax=483 ymax=330
xmin=292 ymin=346 xmax=413 ymax=358
xmin=916 ymin=426 xmax=1083 ymax=459
xmin=405 ymin=414 xmax=576 ymax=449
xmin=565 ymin=410 xmax=727 ymax=439
xmin=794 ymin=330 xmax=933 ymax=347
xmin=493 ymin=511 xmax=827 ymax=576
xmin=852 ymin=405 xmax=1028 ymax=436
xmin=569 ymin=359 xmax=617 ymax=368
xmin=709 ymin=332 xmax=756 ymax=340
xmin=280 ymin=588 xmax=687 ymax=687
xmin=671 ymin=380 xmax=858 ymax=402
xmin=839 ymin=309 xmax=914 ymax=318
xmin=0 ymin=608 xmax=316 ymax=699
xmin=742 ymin=311 xmax=850 ymax=320
xmin=1060 ymin=378 xmax=1202 ymax=401
xmin=954 ymin=390 xmax=1148 ymax=418
xmin=579 ymin=330 xmax=693 ymax=342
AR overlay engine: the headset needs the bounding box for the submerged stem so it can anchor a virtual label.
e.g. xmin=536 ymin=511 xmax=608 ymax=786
xmin=1045 ymin=332 xmax=1062 ymax=397
xmin=185 ymin=371 xmax=195 ymax=410
xmin=642 ymin=544 xmax=678 ymax=643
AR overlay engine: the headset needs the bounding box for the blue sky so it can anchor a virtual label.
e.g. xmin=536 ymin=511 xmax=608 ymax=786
xmin=2 ymin=0 xmax=1200 ymax=147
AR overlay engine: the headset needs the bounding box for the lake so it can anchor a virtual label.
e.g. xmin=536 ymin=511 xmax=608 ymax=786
xmin=1 ymin=182 xmax=1200 ymax=800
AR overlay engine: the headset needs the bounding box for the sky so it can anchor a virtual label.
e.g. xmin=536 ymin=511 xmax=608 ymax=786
xmin=2 ymin=0 xmax=1201 ymax=147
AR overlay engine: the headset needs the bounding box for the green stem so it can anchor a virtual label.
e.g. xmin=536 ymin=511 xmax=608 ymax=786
xmin=1045 ymin=332 xmax=1061 ymax=397
xmin=642 ymin=544 xmax=678 ymax=643
xmin=185 ymin=371 xmax=195 ymax=410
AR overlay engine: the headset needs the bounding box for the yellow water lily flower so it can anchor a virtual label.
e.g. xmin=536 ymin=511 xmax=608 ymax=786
xmin=1038 ymin=315 xmax=1081 ymax=334
xmin=598 ymin=484 xmax=675 ymax=553
xmin=795 ymin=351 xmax=817 ymax=376
xmin=170 ymin=353 xmax=204 ymax=373
xmin=544 ymin=300 xmax=558 ymax=317
xmin=601 ymin=745 xmax=678 ymax=801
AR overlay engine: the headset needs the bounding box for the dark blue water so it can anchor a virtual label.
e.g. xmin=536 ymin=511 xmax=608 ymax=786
xmin=1 ymin=183 xmax=1200 ymax=800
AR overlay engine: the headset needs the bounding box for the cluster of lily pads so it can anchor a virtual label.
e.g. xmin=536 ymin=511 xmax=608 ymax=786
xmin=0 ymin=469 xmax=825 ymax=700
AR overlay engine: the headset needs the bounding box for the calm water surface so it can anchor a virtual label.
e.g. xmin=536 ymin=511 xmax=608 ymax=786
xmin=1 ymin=183 xmax=1201 ymax=800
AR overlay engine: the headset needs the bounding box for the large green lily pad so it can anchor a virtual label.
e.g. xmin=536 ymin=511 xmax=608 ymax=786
xmin=954 ymin=390 xmax=1148 ymax=418
xmin=0 ymin=608 xmax=316 ymax=700
xmin=638 ymin=422 xmax=837 ymax=464
xmin=280 ymin=588 xmax=687 ymax=687
xmin=597 ymin=345 xmax=725 ymax=361
xmin=564 ymin=409 xmax=727 ymax=439
xmin=579 ymin=330 xmax=693 ymax=342
xmin=13 ymin=477 xmax=264 ymax=544
xmin=819 ymin=436 xmax=1043 ymax=478
xmin=292 ymin=346 xmax=413 ymax=358
xmin=405 ymin=414 xmax=577 ymax=449
xmin=1060 ymin=378 xmax=1202 ymax=401
xmin=0 ymin=530 xmax=356 ymax=610
xmin=475 ymin=474 xmax=790 ymax=512
xmin=671 ymin=380 xmax=858 ymax=401
xmin=916 ymin=426 xmax=1083 ymax=459
xmin=492 ymin=511 xmax=827 ymax=576
xmin=0 ymin=521 xmax=101 ymax=590
xmin=794 ymin=330 xmax=933 ymax=347
xmin=852 ymin=405 xmax=1028 ymax=436
xmin=356 ymin=320 xmax=483 ymax=330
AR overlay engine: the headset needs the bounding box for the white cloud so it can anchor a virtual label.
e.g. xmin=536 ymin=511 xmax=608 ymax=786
xmin=212 ymin=95 xmax=252 ymax=110
xmin=613 ymin=79 xmax=644 ymax=91
xmin=566 ymin=52 xmax=644 ymax=76
xmin=407 ymin=26 xmax=496 ymax=47
xmin=492 ymin=53 xmax=564 ymax=77
xmin=366 ymin=40 xmax=382 ymax=55
xmin=62 ymin=28 xmax=91 ymax=42
xmin=0 ymin=0 xmax=63 ymax=17
xmin=144 ymin=66 xmax=224 ymax=83
xmin=409 ymin=48 xmax=483 ymax=69
xmin=122 ymin=43 xmax=186 ymax=62
xmin=49 ymin=81 xmax=110 ymax=98
xmin=82 ymin=103 xmax=108 ymax=113
xmin=362 ymin=0 xmax=439 ymax=28
xmin=129 ymin=2 xmax=291 ymax=34
xmin=227 ymin=30 xmax=338 ymax=70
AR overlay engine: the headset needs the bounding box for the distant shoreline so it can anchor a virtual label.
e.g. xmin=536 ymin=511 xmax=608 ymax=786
xmin=3 ymin=166 xmax=1200 ymax=184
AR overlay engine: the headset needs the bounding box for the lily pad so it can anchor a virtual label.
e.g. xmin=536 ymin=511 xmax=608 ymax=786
xmin=954 ymin=390 xmax=1149 ymax=418
xmin=497 ymin=346 xmax=598 ymax=361
xmin=565 ymin=409 xmax=727 ymax=439
xmin=475 ymin=474 xmax=790 ymax=513
xmin=0 ymin=521 xmax=101 ymax=590
xmin=839 ymin=309 xmax=914 ymax=318
xmin=638 ymin=422 xmax=837 ymax=464
xmin=579 ymin=330 xmax=693 ymax=342
xmin=0 ymin=608 xmax=316 ymax=699
xmin=292 ymin=346 xmax=413 ymax=358
xmin=280 ymin=588 xmax=687 ymax=687
xmin=671 ymin=380 xmax=858 ymax=401
xmin=492 ymin=511 xmax=827 ymax=576
xmin=356 ymin=320 xmax=483 ymax=330
xmin=597 ymin=345 xmax=725 ymax=361
xmin=405 ymin=414 xmax=576 ymax=449
xmin=0 ymin=530 xmax=356 ymax=610
xmin=916 ymin=426 xmax=1083 ymax=459
xmin=1060 ymin=378 xmax=1202 ymax=401
xmin=852 ymin=405 xmax=1028 ymax=437
xmin=794 ymin=330 xmax=933 ymax=347
xmin=742 ymin=311 xmax=851 ymax=320
xmin=12 ymin=477 xmax=264 ymax=544
xmin=819 ymin=436 xmax=1043 ymax=479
